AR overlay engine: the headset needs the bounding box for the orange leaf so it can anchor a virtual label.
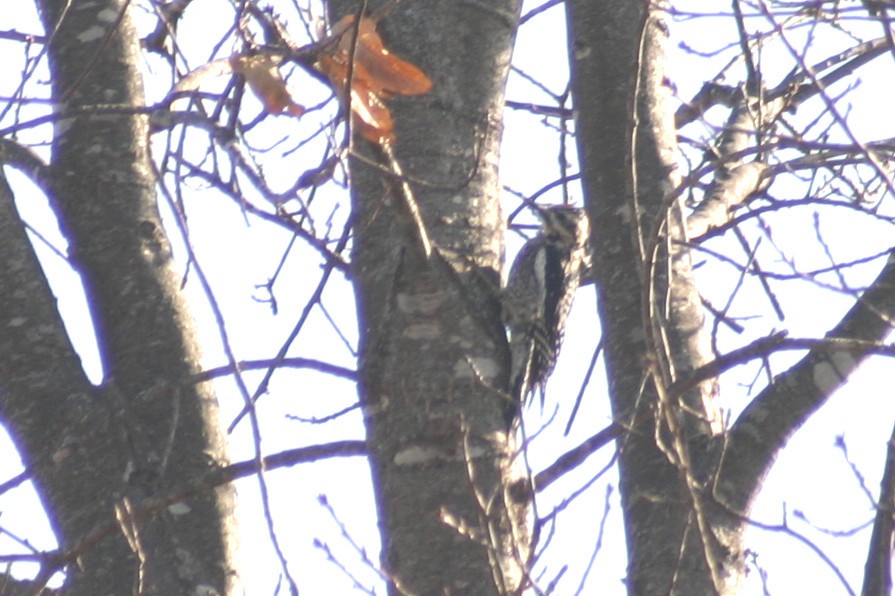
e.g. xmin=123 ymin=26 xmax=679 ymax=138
xmin=333 ymin=16 xmax=433 ymax=97
xmin=317 ymin=53 xmax=395 ymax=144
xmin=350 ymin=80 xmax=396 ymax=144
xmin=230 ymin=55 xmax=305 ymax=116
xmin=316 ymin=15 xmax=433 ymax=144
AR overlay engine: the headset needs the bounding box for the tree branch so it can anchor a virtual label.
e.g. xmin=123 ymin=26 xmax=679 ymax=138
xmin=861 ymin=420 xmax=895 ymax=595
xmin=720 ymin=250 xmax=895 ymax=512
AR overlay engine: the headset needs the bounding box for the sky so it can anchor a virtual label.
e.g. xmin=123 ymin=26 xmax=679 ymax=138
xmin=2 ymin=1 xmax=895 ymax=594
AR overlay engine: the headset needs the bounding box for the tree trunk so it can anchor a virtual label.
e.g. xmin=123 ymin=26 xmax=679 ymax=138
xmin=338 ymin=1 xmax=528 ymax=593
xmin=566 ymin=1 xmax=744 ymax=593
xmin=0 ymin=1 xmax=238 ymax=592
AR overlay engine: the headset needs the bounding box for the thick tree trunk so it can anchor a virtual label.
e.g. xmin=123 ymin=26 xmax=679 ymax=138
xmin=0 ymin=1 xmax=238 ymax=593
xmin=566 ymin=1 xmax=743 ymax=593
xmin=339 ymin=0 xmax=527 ymax=593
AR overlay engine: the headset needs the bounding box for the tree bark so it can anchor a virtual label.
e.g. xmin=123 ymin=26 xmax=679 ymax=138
xmin=566 ymin=1 xmax=742 ymax=593
xmin=0 ymin=1 xmax=238 ymax=592
xmin=336 ymin=0 xmax=527 ymax=593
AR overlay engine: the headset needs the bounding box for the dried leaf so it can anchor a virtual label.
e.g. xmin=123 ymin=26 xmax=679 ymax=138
xmin=332 ymin=16 xmax=433 ymax=97
xmin=317 ymin=15 xmax=433 ymax=144
xmin=350 ymin=80 xmax=396 ymax=144
xmin=170 ymin=58 xmax=234 ymax=109
xmin=317 ymin=53 xmax=395 ymax=143
xmin=230 ymin=54 xmax=305 ymax=117
xmin=171 ymin=54 xmax=305 ymax=117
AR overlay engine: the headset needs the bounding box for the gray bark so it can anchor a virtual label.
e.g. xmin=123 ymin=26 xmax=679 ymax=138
xmin=567 ymin=1 xmax=895 ymax=594
xmin=336 ymin=0 xmax=528 ymax=593
xmin=566 ymin=1 xmax=741 ymax=593
xmin=0 ymin=1 xmax=238 ymax=593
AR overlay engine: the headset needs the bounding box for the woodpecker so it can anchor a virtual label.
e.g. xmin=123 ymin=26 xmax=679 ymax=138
xmin=502 ymin=205 xmax=590 ymax=418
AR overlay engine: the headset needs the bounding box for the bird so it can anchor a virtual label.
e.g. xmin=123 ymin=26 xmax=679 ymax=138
xmin=502 ymin=205 xmax=590 ymax=419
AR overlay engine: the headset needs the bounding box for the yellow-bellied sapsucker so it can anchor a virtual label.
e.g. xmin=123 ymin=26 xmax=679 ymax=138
xmin=502 ymin=205 xmax=590 ymax=418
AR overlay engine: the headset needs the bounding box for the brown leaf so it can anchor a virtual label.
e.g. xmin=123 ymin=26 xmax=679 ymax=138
xmin=332 ymin=16 xmax=433 ymax=97
xmin=316 ymin=15 xmax=433 ymax=144
xmin=317 ymin=53 xmax=394 ymax=144
xmin=230 ymin=54 xmax=305 ymax=116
